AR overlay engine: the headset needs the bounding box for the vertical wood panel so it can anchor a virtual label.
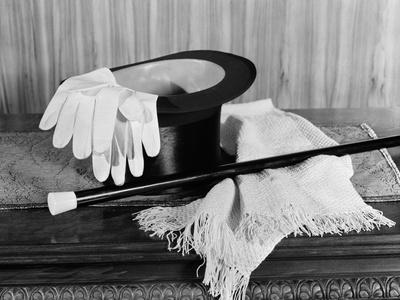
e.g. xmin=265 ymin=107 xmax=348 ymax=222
xmin=1 ymin=0 xmax=400 ymax=113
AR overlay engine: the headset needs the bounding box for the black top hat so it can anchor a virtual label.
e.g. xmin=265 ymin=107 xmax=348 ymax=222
xmin=111 ymin=50 xmax=256 ymax=182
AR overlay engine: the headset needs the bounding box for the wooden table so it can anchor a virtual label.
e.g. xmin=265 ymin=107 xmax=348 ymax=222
xmin=1 ymin=108 xmax=400 ymax=299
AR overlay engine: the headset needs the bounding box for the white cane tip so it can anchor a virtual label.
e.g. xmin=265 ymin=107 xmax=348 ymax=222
xmin=47 ymin=192 xmax=77 ymax=215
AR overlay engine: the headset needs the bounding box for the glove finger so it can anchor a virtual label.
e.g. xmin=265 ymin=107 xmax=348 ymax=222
xmin=39 ymin=91 xmax=68 ymax=130
xmin=73 ymin=95 xmax=95 ymax=159
xmin=111 ymin=112 xmax=129 ymax=186
xmin=143 ymin=105 xmax=153 ymax=123
xmin=119 ymin=94 xmax=146 ymax=122
xmin=92 ymin=148 xmax=111 ymax=182
xmin=127 ymin=121 xmax=144 ymax=177
xmin=138 ymin=93 xmax=160 ymax=157
xmin=93 ymin=87 xmax=121 ymax=154
xmin=52 ymin=94 xmax=80 ymax=148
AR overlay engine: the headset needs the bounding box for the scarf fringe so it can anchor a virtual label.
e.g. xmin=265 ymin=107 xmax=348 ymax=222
xmin=238 ymin=205 xmax=395 ymax=241
xmin=204 ymin=261 xmax=250 ymax=300
xmin=134 ymin=207 xmax=250 ymax=299
xmin=133 ymin=206 xmax=189 ymax=250
xmin=134 ymin=204 xmax=395 ymax=300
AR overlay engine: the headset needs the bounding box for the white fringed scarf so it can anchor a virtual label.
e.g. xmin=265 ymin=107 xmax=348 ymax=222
xmin=134 ymin=99 xmax=395 ymax=300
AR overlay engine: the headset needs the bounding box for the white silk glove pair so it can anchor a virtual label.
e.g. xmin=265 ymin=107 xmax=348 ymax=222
xmin=39 ymin=68 xmax=160 ymax=185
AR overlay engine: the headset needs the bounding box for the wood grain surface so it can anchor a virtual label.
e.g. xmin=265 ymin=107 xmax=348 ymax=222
xmin=1 ymin=0 xmax=400 ymax=113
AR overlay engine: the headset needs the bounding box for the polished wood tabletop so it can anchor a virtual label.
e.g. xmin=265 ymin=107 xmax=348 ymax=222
xmin=1 ymin=107 xmax=400 ymax=286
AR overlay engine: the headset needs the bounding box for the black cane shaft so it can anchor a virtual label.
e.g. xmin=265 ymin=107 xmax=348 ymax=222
xmin=75 ymin=135 xmax=400 ymax=207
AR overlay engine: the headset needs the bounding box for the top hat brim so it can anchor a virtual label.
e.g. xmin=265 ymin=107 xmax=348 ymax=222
xmin=111 ymin=50 xmax=257 ymax=115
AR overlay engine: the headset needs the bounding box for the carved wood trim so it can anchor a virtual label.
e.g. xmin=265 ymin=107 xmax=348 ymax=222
xmin=1 ymin=276 xmax=400 ymax=299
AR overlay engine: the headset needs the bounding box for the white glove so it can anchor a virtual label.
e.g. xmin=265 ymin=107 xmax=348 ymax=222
xmin=39 ymin=68 xmax=160 ymax=185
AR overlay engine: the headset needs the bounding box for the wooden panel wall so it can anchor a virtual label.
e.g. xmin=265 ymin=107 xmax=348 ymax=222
xmin=1 ymin=0 xmax=400 ymax=113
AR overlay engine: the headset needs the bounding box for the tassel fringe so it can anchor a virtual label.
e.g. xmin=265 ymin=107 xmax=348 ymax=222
xmin=134 ymin=207 xmax=250 ymax=299
xmin=237 ymin=205 xmax=395 ymax=241
xmin=134 ymin=203 xmax=395 ymax=300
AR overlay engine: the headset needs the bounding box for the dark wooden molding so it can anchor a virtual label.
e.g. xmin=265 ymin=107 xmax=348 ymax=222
xmin=2 ymin=276 xmax=400 ymax=299
xmin=0 ymin=203 xmax=400 ymax=286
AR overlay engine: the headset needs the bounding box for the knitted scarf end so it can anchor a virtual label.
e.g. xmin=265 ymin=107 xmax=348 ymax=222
xmin=134 ymin=207 xmax=250 ymax=300
xmin=133 ymin=202 xmax=395 ymax=300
